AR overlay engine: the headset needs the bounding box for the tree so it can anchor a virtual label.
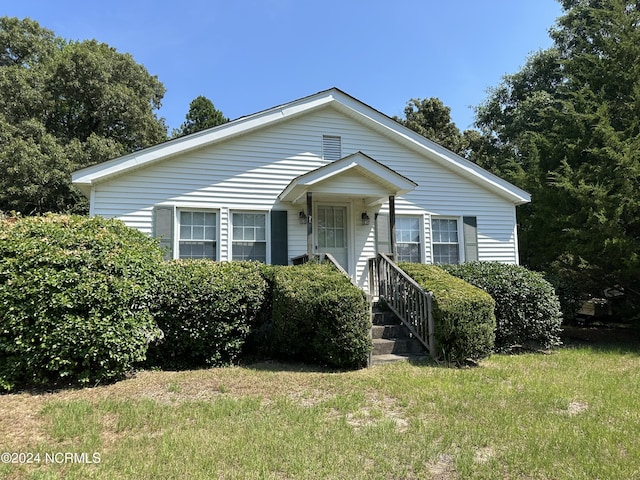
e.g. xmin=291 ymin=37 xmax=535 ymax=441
xmin=395 ymin=97 xmax=468 ymax=155
xmin=0 ymin=16 xmax=57 ymax=67
xmin=173 ymin=95 xmax=228 ymax=138
xmin=0 ymin=17 xmax=168 ymax=214
xmin=474 ymin=0 xmax=640 ymax=300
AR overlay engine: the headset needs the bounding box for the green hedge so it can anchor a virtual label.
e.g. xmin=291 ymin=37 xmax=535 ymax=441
xmin=271 ymin=263 xmax=371 ymax=368
xmin=146 ymin=260 xmax=268 ymax=369
xmin=0 ymin=214 xmax=163 ymax=391
xmin=399 ymin=263 xmax=496 ymax=363
xmin=442 ymin=262 xmax=562 ymax=351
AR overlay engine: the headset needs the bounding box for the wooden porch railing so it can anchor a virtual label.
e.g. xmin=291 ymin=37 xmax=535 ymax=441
xmin=291 ymin=253 xmax=310 ymax=265
xmin=369 ymin=253 xmax=436 ymax=357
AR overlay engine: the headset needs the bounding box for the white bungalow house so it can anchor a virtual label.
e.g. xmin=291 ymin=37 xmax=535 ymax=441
xmin=72 ymin=88 xmax=530 ymax=292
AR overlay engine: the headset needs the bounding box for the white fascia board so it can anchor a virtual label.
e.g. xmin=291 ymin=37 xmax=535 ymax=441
xmin=71 ymin=92 xmax=336 ymax=187
xmin=298 ymin=162 xmax=359 ymax=186
xmin=329 ymin=91 xmax=531 ymax=205
xmin=278 ymin=153 xmax=418 ymax=203
xmin=354 ymin=160 xmax=417 ymax=193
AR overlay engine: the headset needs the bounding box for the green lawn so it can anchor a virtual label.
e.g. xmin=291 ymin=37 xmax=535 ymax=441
xmin=1 ymin=328 xmax=639 ymax=479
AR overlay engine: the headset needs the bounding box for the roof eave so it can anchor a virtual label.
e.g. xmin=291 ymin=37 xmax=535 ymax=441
xmin=71 ymin=87 xmax=532 ymax=206
xmin=278 ymin=152 xmax=418 ymax=204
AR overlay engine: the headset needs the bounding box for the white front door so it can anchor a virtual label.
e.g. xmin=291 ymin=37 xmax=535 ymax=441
xmin=316 ymin=204 xmax=348 ymax=272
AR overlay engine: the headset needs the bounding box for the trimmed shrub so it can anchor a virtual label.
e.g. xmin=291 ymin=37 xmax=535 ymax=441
xmin=271 ymin=263 xmax=371 ymax=368
xmin=0 ymin=214 xmax=163 ymax=391
xmin=441 ymin=262 xmax=562 ymax=351
xmin=399 ymin=263 xmax=496 ymax=363
xmin=147 ymin=260 xmax=268 ymax=369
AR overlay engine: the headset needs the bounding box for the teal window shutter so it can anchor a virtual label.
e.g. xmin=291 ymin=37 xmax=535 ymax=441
xmin=270 ymin=210 xmax=288 ymax=265
xmin=153 ymin=206 xmax=174 ymax=260
xmin=463 ymin=216 xmax=478 ymax=262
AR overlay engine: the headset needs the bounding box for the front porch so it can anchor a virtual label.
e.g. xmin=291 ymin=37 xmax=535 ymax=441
xmin=279 ymin=152 xmax=418 ymax=288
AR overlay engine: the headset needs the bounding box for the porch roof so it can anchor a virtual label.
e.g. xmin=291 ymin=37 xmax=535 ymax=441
xmin=278 ymin=152 xmax=417 ymax=205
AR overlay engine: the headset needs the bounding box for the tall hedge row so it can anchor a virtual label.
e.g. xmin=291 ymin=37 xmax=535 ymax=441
xmin=399 ymin=263 xmax=496 ymax=363
xmin=441 ymin=262 xmax=562 ymax=351
xmin=0 ymin=215 xmax=372 ymax=391
xmin=271 ymin=263 xmax=371 ymax=368
xmin=147 ymin=260 xmax=268 ymax=369
xmin=0 ymin=215 xmax=163 ymax=391
xmin=4 ymin=214 xmax=556 ymax=391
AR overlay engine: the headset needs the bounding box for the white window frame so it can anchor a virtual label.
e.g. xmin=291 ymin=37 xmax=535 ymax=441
xmin=230 ymin=210 xmax=270 ymax=263
xmin=177 ymin=209 xmax=219 ymax=260
xmin=431 ymin=216 xmax=462 ymax=264
xmin=396 ymin=215 xmax=423 ymax=263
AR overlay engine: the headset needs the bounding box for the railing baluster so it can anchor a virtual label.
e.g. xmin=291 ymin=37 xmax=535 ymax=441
xmin=369 ymin=253 xmax=435 ymax=358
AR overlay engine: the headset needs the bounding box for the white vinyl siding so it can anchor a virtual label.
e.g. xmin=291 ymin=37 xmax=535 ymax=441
xmin=91 ymin=106 xmax=522 ymax=285
xmin=232 ymin=212 xmax=266 ymax=262
xmin=432 ymin=217 xmax=460 ymax=264
xmin=396 ymin=216 xmax=421 ymax=263
xmin=178 ymin=211 xmax=217 ymax=260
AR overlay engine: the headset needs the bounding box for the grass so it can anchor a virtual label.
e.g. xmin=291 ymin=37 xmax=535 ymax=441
xmin=1 ymin=327 xmax=639 ymax=479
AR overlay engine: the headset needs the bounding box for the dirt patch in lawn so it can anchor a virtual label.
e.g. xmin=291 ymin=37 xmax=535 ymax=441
xmin=0 ymin=362 xmax=354 ymax=451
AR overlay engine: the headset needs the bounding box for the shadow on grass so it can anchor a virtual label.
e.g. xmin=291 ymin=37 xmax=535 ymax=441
xmin=243 ymin=359 xmax=347 ymax=374
xmin=244 ymin=357 xmax=439 ymax=372
xmin=560 ymin=324 xmax=640 ymax=354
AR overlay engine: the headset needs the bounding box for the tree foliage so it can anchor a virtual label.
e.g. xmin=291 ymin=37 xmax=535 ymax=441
xmin=173 ymin=95 xmax=228 ymax=138
xmin=474 ymin=0 xmax=640 ymax=299
xmin=395 ymin=97 xmax=468 ymax=154
xmin=0 ymin=17 xmax=168 ymax=214
xmin=395 ymin=96 xmax=491 ymax=161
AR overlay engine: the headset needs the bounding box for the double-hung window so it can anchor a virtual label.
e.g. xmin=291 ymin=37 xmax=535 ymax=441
xmin=232 ymin=212 xmax=267 ymax=262
xmin=432 ymin=218 xmax=460 ymax=264
xmin=396 ymin=216 xmax=421 ymax=263
xmin=179 ymin=211 xmax=217 ymax=259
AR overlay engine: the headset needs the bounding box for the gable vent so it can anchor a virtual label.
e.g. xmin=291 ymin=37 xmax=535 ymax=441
xmin=322 ymin=135 xmax=342 ymax=161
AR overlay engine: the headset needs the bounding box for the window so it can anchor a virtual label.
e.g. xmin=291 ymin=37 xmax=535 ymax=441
xmin=179 ymin=211 xmax=216 ymax=259
xmin=322 ymin=135 xmax=341 ymax=161
xmin=432 ymin=218 xmax=460 ymax=264
xmin=232 ymin=213 xmax=266 ymax=262
xmin=396 ymin=216 xmax=421 ymax=263
xmin=317 ymin=205 xmax=346 ymax=249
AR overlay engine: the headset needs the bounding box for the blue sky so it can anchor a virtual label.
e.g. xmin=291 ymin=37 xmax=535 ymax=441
xmin=4 ymin=1 xmax=562 ymax=133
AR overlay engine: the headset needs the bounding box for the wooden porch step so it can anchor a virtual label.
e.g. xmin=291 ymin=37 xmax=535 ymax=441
xmin=369 ymin=304 xmax=427 ymax=365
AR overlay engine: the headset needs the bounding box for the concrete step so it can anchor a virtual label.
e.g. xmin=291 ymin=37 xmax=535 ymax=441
xmin=370 ymin=353 xmax=430 ymax=366
xmin=372 ymin=324 xmax=410 ymax=340
xmin=371 ymin=309 xmax=401 ymax=326
xmin=373 ymin=338 xmax=425 ymax=356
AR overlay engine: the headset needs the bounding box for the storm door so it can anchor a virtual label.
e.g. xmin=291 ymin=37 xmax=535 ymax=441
xmin=316 ymin=204 xmax=348 ymax=271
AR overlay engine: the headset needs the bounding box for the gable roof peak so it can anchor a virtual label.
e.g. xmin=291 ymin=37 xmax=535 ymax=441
xmin=72 ymin=88 xmax=530 ymax=205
